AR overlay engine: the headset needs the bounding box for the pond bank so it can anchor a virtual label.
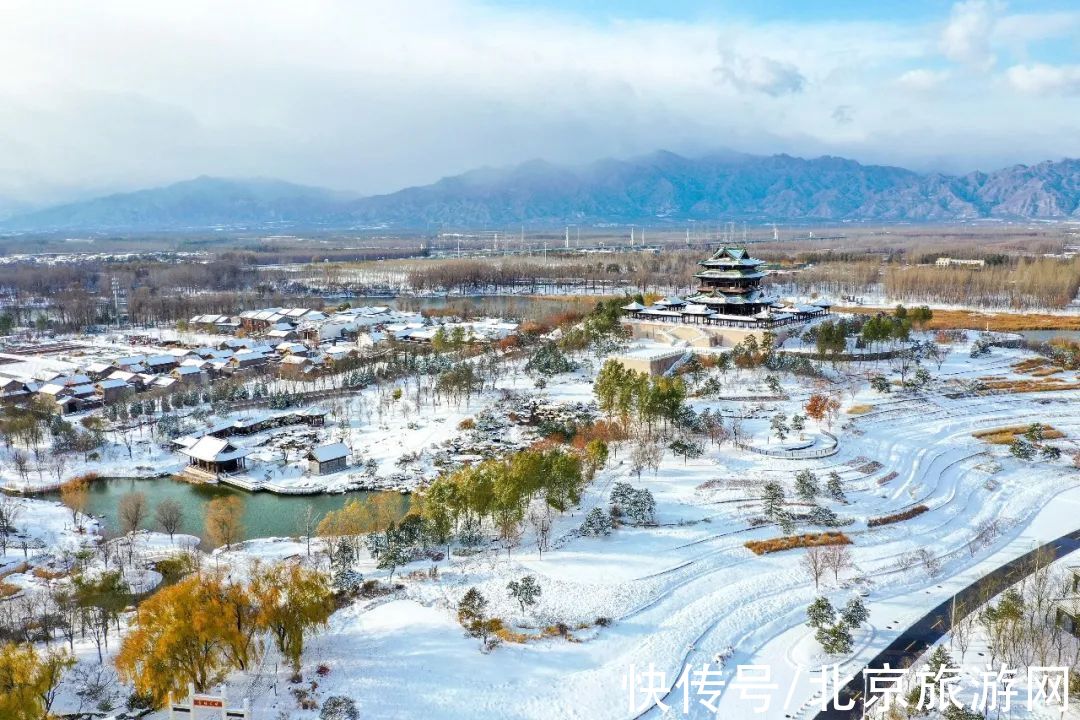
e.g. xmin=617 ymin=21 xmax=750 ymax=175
xmin=36 ymin=475 xmax=410 ymax=546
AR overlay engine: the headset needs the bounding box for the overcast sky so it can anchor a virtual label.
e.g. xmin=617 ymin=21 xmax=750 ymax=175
xmin=0 ymin=0 xmax=1077 ymax=206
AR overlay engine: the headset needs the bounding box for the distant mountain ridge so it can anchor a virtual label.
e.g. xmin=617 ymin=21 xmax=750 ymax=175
xmin=3 ymin=152 xmax=1079 ymax=232
xmin=0 ymin=176 xmax=354 ymax=232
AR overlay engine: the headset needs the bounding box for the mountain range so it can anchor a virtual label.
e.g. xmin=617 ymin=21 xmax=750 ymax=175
xmin=3 ymin=151 xmax=1079 ymax=232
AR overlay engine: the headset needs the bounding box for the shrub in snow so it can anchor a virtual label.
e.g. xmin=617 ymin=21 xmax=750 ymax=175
xmin=869 ymin=375 xmax=891 ymax=394
xmin=1041 ymin=444 xmax=1061 ymax=460
xmin=970 ymin=336 xmax=992 ymax=358
xmin=775 ymin=509 xmax=795 ymax=535
xmin=376 ymin=543 xmax=410 ymax=581
xmin=580 ymin=507 xmax=613 ymax=537
xmin=915 ymin=548 xmax=942 ymax=578
xmin=320 ymin=696 xmax=359 ymax=720
xmin=332 ymin=569 xmax=364 ymax=594
xmin=925 ymin=644 xmax=953 ymax=675
xmin=458 ymin=520 xmax=484 ymax=548
xmin=907 ymin=366 xmax=931 ymax=391
xmin=1009 ymin=438 xmax=1036 ymax=460
xmin=807 ymin=506 xmax=842 ymax=528
xmin=610 ymin=482 xmax=656 ymax=525
xmin=867 ymin=505 xmax=928 ymax=528
xmin=942 ymin=704 xmax=984 ymax=720
xmin=125 ymin=691 xmax=154 ymax=712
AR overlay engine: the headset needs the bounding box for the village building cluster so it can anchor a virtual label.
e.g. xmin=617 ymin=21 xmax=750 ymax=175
xmin=0 ymin=304 xmax=520 ymax=415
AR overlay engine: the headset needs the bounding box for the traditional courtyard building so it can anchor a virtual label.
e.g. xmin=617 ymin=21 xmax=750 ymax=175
xmin=179 ymin=436 xmax=251 ymax=481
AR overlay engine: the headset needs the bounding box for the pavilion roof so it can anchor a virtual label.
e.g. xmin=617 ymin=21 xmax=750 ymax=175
xmin=180 ymin=436 xmax=251 ymax=463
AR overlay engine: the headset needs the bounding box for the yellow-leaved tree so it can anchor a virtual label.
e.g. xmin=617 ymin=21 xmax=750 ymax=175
xmin=251 ymin=563 xmax=335 ymax=671
xmin=215 ymin=575 xmax=263 ymax=672
xmin=117 ymin=564 xmax=335 ymax=704
xmin=205 ymin=496 xmax=245 ymax=550
xmin=115 ymin=572 xmax=239 ymax=704
xmin=0 ymin=642 xmax=73 ymax=720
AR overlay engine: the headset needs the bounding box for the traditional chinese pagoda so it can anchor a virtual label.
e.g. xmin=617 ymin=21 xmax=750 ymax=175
xmin=622 ymin=246 xmax=830 ymax=329
xmin=689 ymin=246 xmax=775 ymax=316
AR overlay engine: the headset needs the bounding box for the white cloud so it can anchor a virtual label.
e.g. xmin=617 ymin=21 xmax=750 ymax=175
xmin=714 ymin=51 xmax=806 ymax=97
xmin=0 ymin=0 xmax=1073 ymax=204
xmin=1005 ymin=64 xmax=1080 ymax=95
xmin=896 ymin=68 xmax=953 ymax=91
xmin=994 ymin=11 xmax=1080 ymax=45
xmin=940 ymin=0 xmax=1001 ymax=70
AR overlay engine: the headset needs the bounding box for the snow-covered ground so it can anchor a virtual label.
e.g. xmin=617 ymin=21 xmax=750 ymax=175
xmin=212 ymin=334 xmax=1080 ymax=719
xmin=7 ymin=325 xmax=1080 ymax=720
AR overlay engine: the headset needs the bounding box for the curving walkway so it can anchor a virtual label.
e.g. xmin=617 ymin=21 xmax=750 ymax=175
xmin=815 ymin=527 xmax=1080 ymax=719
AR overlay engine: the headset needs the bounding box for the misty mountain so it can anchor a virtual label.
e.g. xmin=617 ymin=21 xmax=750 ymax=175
xmin=345 ymin=151 xmax=1080 ymax=226
xmin=0 ymin=176 xmax=355 ymax=232
xmin=2 ymin=153 xmax=1078 ymax=232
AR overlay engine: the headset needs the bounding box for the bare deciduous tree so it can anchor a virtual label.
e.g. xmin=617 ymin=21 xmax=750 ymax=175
xmin=527 ymin=503 xmax=554 ymax=558
xmin=296 ymin=504 xmax=321 ymax=557
xmin=154 ymin=499 xmax=184 ymax=542
xmin=0 ymin=496 xmax=21 ymax=554
xmin=823 ymin=544 xmax=854 ymax=584
xmin=117 ymin=491 xmax=148 ymax=536
xmin=802 ymin=546 xmax=828 ymax=591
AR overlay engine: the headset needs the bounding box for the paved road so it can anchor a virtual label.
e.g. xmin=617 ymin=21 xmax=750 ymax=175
xmin=815 ymin=528 xmax=1080 ymax=719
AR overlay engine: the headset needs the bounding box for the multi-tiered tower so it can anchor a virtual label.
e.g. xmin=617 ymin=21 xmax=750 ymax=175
xmin=688 ymin=247 xmax=775 ymax=316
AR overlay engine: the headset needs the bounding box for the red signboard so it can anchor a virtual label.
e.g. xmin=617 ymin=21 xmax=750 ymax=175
xmin=193 ymin=697 xmax=225 ymax=708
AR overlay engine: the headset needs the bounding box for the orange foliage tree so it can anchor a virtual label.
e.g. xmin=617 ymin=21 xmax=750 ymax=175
xmin=805 ymin=394 xmax=841 ymax=425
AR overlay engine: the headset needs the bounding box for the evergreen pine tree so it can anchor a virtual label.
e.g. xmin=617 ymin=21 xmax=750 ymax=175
xmin=610 ymin=482 xmax=635 ymax=514
xmin=377 ymin=543 xmax=409 ymax=582
xmin=817 ymin=621 xmax=853 ymax=655
xmin=458 ymin=587 xmax=488 ymax=626
xmin=841 ymin=596 xmax=869 ymax=629
xmin=624 ymin=488 xmax=656 ymax=526
xmin=925 ymin=644 xmax=953 ymax=675
xmin=506 ymin=576 xmax=542 ymax=613
xmin=776 ymin=508 xmax=796 ymax=535
xmin=580 ymin=507 xmax=613 ymax=536
xmin=794 ymin=470 xmax=819 ymax=502
xmin=825 ymin=472 xmax=846 ymax=502
xmin=806 ymin=596 xmax=835 ymax=628
xmin=807 ymin=506 xmax=840 ymax=527
xmin=762 ymin=481 xmax=785 ymax=520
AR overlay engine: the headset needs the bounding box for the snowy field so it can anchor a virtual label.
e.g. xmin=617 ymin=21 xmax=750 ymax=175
xmin=5 ymin=326 xmax=1080 ymax=719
